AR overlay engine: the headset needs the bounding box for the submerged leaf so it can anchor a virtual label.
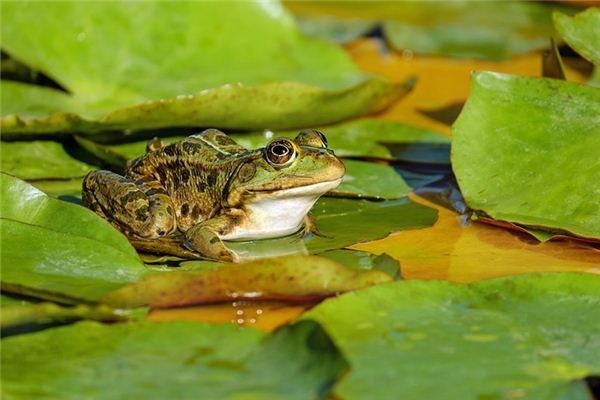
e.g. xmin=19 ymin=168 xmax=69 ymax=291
xmin=0 ymin=174 xmax=145 ymax=302
xmin=452 ymin=72 xmax=600 ymax=240
xmin=304 ymin=273 xmax=600 ymax=400
xmin=103 ymin=255 xmax=392 ymax=309
xmin=554 ymin=8 xmax=600 ymax=65
xmin=1 ymin=320 xmax=346 ymax=400
xmin=0 ymin=1 xmax=407 ymax=135
xmin=0 ymin=140 xmax=94 ymax=180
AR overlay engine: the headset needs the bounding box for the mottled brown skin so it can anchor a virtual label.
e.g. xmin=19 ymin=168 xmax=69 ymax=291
xmin=83 ymin=129 xmax=345 ymax=261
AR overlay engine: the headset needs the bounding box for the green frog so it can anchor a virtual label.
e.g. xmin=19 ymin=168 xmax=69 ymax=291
xmin=82 ymin=129 xmax=345 ymax=261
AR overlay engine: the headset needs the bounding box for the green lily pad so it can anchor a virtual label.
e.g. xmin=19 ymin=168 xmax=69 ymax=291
xmin=0 ymin=140 xmax=94 ymax=180
xmin=103 ymin=255 xmax=391 ymax=309
xmin=1 ymin=319 xmax=346 ymax=400
xmin=0 ymin=173 xmax=145 ymax=303
xmin=1 ymin=301 xmax=126 ymax=331
xmin=337 ymin=160 xmax=411 ymax=200
xmin=29 ymin=178 xmax=85 ymax=199
xmin=304 ymin=273 xmax=600 ymax=400
xmin=554 ymin=8 xmax=600 ymax=65
xmin=231 ymin=118 xmax=449 ymax=160
xmin=308 ymin=197 xmax=437 ymax=253
xmin=294 ymin=14 xmax=376 ymax=44
xmin=321 ymin=250 xmax=401 ymax=279
xmin=0 ymin=1 xmax=407 ymax=136
xmin=452 ymin=72 xmax=600 ymax=240
xmin=286 ymin=1 xmax=569 ymax=60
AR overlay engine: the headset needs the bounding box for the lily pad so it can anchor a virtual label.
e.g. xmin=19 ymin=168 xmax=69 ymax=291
xmin=554 ymin=8 xmax=600 ymax=65
xmin=103 ymin=255 xmax=392 ymax=309
xmin=0 ymin=173 xmax=145 ymax=303
xmin=1 ymin=301 xmax=126 ymax=331
xmin=321 ymin=250 xmax=401 ymax=279
xmin=1 ymin=319 xmax=346 ymax=400
xmin=0 ymin=140 xmax=94 ymax=180
xmin=308 ymin=197 xmax=437 ymax=253
xmin=304 ymin=273 xmax=600 ymax=400
xmin=286 ymin=1 xmax=569 ymax=60
xmin=452 ymin=72 xmax=600 ymax=240
xmin=0 ymin=1 xmax=407 ymax=136
xmin=337 ymin=160 xmax=411 ymax=199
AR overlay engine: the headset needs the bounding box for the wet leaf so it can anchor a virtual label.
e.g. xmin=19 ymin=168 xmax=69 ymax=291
xmin=1 ymin=320 xmax=346 ymax=400
xmin=0 ymin=1 xmax=407 ymax=136
xmin=307 ymin=197 xmax=437 ymax=253
xmin=29 ymin=177 xmax=84 ymax=199
xmin=0 ymin=140 xmax=94 ymax=180
xmin=554 ymin=8 xmax=600 ymax=65
xmin=304 ymin=273 xmax=600 ymax=400
xmin=452 ymin=72 xmax=600 ymax=240
xmin=1 ymin=301 xmax=126 ymax=331
xmin=0 ymin=173 xmax=145 ymax=302
xmin=294 ymin=14 xmax=376 ymax=44
xmin=103 ymin=255 xmax=392 ymax=309
xmin=287 ymin=1 xmax=568 ymax=60
xmin=320 ymin=250 xmax=401 ymax=279
xmin=335 ymin=160 xmax=411 ymax=199
xmin=231 ymin=118 xmax=449 ymax=160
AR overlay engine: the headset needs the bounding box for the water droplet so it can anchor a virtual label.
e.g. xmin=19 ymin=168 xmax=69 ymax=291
xmin=256 ymin=309 xmax=263 ymax=315
xmin=236 ymin=309 xmax=244 ymax=316
xmin=77 ymin=32 xmax=87 ymax=42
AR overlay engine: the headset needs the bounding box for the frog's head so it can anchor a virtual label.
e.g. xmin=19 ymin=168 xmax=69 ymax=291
xmin=226 ymin=130 xmax=345 ymax=205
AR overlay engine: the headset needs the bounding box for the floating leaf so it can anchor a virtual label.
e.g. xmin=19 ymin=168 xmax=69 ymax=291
xmin=554 ymin=8 xmax=600 ymax=65
xmin=103 ymin=255 xmax=392 ymax=309
xmin=321 ymin=250 xmax=401 ymax=279
xmin=1 ymin=320 xmax=346 ymax=400
xmin=308 ymin=197 xmax=437 ymax=253
xmin=0 ymin=173 xmax=145 ymax=302
xmin=336 ymin=160 xmax=411 ymax=199
xmin=287 ymin=1 xmax=568 ymax=60
xmin=1 ymin=301 xmax=126 ymax=331
xmin=0 ymin=140 xmax=94 ymax=180
xmin=304 ymin=273 xmax=600 ymax=400
xmin=452 ymin=72 xmax=600 ymax=240
xmin=0 ymin=1 xmax=407 ymax=136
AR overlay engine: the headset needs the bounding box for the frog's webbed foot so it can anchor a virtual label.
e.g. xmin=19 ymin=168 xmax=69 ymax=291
xmin=302 ymin=214 xmax=329 ymax=239
xmin=183 ymin=220 xmax=235 ymax=262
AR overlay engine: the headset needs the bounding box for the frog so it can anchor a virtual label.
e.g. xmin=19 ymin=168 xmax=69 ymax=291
xmin=82 ymin=128 xmax=345 ymax=261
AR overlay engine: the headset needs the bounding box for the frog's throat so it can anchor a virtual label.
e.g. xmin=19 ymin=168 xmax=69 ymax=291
xmin=220 ymin=178 xmax=341 ymax=241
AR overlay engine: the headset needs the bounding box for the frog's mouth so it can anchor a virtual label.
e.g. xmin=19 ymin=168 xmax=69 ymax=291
xmin=249 ymin=178 xmax=342 ymax=198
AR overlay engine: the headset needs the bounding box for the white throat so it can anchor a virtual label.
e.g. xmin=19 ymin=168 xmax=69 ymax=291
xmin=221 ymin=179 xmax=341 ymax=241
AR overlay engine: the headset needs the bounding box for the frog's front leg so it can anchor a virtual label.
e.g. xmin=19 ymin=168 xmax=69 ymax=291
xmin=183 ymin=212 xmax=243 ymax=262
xmin=82 ymin=170 xmax=176 ymax=239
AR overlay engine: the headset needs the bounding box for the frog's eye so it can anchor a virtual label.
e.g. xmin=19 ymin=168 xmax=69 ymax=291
xmin=266 ymin=138 xmax=297 ymax=167
xmin=294 ymin=129 xmax=328 ymax=149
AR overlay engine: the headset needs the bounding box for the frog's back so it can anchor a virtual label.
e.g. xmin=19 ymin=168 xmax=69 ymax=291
xmin=126 ymin=130 xmax=256 ymax=230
